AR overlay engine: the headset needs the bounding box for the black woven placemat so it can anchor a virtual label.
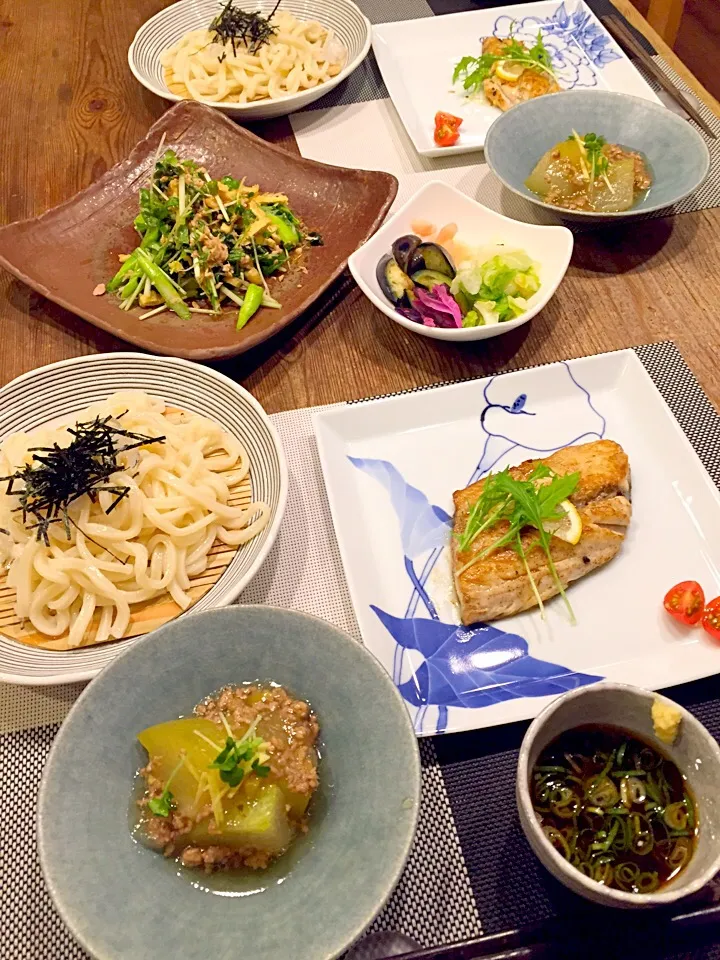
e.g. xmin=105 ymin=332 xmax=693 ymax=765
xmin=355 ymin=340 xmax=720 ymax=960
xmin=424 ymin=341 xmax=720 ymax=956
xmin=435 ymin=682 xmax=720 ymax=938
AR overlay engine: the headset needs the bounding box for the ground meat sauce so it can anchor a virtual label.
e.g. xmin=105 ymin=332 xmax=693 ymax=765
xmin=197 ymin=686 xmax=319 ymax=795
xmin=137 ymin=684 xmax=319 ymax=873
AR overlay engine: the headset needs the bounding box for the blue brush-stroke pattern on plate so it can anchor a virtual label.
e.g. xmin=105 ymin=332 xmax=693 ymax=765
xmin=348 ymin=456 xmax=451 ymax=622
xmin=346 ymin=458 xmax=451 ymax=558
xmin=349 ymin=361 xmax=607 ymax=734
xmin=372 ymin=607 xmax=602 ymax=734
xmin=493 ymin=1 xmax=622 ymax=93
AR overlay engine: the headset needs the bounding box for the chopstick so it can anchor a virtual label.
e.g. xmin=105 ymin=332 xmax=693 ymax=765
xmin=379 ymin=903 xmax=720 ymax=959
xmin=601 ymin=14 xmax=717 ymax=139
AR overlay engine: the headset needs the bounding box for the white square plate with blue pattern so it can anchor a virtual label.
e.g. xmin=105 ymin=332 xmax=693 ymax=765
xmin=314 ymin=351 xmax=720 ymax=735
xmin=372 ymin=0 xmax=661 ymax=158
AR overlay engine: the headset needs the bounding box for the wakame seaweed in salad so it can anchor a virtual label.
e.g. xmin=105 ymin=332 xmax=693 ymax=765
xmin=104 ymin=149 xmax=322 ymax=330
xmin=376 ymin=232 xmax=540 ymax=329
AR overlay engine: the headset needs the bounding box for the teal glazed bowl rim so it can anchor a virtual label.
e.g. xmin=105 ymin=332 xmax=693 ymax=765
xmin=38 ymin=606 xmax=421 ymax=960
xmin=484 ymin=90 xmax=711 ymax=220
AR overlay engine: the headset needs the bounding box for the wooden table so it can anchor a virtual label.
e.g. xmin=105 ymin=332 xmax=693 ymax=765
xmin=1 ymin=0 xmax=718 ymax=416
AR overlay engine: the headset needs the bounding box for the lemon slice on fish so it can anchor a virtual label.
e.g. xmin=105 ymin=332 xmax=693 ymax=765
xmin=495 ymin=60 xmax=525 ymax=83
xmin=544 ymin=500 xmax=583 ymax=544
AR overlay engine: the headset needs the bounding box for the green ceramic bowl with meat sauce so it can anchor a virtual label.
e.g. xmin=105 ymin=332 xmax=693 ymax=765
xmin=39 ymin=606 xmax=421 ymax=960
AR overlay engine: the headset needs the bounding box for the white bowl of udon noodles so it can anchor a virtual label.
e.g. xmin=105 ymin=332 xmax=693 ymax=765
xmin=0 ymin=353 xmax=287 ymax=685
xmin=128 ymin=0 xmax=372 ymax=119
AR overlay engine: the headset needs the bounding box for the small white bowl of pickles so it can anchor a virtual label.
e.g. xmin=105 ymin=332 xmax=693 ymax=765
xmin=517 ymin=682 xmax=720 ymax=908
xmin=348 ymin=180 xmax=573 ymax=342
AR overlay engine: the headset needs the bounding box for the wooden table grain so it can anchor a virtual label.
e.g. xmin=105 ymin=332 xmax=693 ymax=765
xmin=1 ymin=0 xmax=718 ymax=416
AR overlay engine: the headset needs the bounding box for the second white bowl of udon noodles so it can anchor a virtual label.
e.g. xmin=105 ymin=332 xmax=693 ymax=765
xmin=0 ymin=353 xmax=287 ymax=686
xmin=128 ymin=0 xmax=372 ymax=119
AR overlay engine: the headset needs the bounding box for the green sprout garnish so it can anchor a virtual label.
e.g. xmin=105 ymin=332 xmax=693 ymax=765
xmin=457 ymin=464 xmax=580 ymax=623
xmin=209 ymin=717 xmax=271 ymax=787
xmin=583 ymin=132 xmax=608 ymax=180
xmin=147 ymin=757 xmax=184 ymax=818
xmin=570 ymin=131 xmax=613 ymax=192
xmin=147 ymin=791 xmax=174 ymax=818
xmin=453 ymin=31 xmax=556 ymax=95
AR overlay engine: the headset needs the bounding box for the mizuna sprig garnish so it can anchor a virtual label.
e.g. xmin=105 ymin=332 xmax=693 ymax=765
xmin=0 ymin=415 xmax=165 ymax=546
xmin=453 ymin=31 xmax=556 ymax=95
xmin=457 ymin=465 xmax=580 ymax=622
xmin=457 ymin=463 xmax=549 ymax=553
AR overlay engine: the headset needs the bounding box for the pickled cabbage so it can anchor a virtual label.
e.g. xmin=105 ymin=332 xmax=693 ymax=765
xmin=450 ymin=251 xmax=540 ymax=326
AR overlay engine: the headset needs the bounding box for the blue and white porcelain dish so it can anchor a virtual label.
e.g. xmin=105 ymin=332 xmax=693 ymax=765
xmin=313 ymin=350 xmax=720 ymax=737
xmin=372 ymin=0 xmax=660 ymax=157
xmin=485 ymin=90 xmax=711 ymax=220
xmin=39 ymin=606 xmax=421 ymax=960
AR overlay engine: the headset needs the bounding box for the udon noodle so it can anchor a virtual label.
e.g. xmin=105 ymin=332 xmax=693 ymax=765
xmin=160 ymin=10 xmax=347 ymax=104
xmin=0 ymin=391 xmax=269 ymax=650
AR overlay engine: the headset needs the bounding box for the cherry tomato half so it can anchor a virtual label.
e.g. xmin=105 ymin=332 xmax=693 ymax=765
xmin=702 ymin=596 xmax=720 ymax=642
xmin=434 ymin=111 xmax=463 ymax=148
xmin=663 ymin=580 xmax=705 ymax=626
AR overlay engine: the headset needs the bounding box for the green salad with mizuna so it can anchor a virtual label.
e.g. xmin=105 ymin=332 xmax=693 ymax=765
xmin=376 ymin=230 xmax=540 ymax=329
xmin=100 ymin=147 xmax=322 ymax=331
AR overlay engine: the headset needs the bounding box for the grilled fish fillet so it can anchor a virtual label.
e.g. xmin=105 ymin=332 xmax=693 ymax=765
xmin=481 ymin=37 xmax=560 ymax=112
xmin=451 ymin=440 xmax=631 ymax=624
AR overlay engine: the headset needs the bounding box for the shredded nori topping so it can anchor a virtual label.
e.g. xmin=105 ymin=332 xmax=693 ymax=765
xmin=210 ymin=0 xmax=282 ymax=56
xmin=1 ymin=414 xmax=164 ymax=545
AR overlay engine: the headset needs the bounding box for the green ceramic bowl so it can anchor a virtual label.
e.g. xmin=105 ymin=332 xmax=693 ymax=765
xmin=39 ymin=607 xmax=421 ymax=960
xmin=484 ymin=90 xmax=711 ymax=222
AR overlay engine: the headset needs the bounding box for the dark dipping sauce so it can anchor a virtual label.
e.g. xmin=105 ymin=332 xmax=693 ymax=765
xmin=532 ymin=725 xmax=697 ymax=894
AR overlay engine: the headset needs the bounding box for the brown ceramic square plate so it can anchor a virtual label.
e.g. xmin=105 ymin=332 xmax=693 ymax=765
xmin=0 ymin=102 xmax=397 ymax=360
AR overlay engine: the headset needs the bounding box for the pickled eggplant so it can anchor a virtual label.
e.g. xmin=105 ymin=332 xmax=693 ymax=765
xmin=525 ymin=131 xmax=652 ymax=213
xmin=410 ymin=269 xmax=454 ymax=291
xmin=391 ymin=234 xmax=421 ymax=273
xmin=377 ymin=254 xmax=415 ymax=306
xmin=408 ymin=242 xmax=456 ymax=279
xmin=136 ymin=684 xmax=319 ymax=872
xmin=374 ymin=230 xmax=539 ymax=329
